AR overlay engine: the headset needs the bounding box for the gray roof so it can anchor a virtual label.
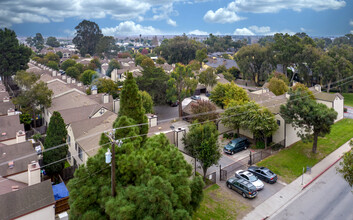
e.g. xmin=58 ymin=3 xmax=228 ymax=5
xmin=58 ymin=104 xmax=105 ymax=125
xmin=0 ymin=180 xmax=55 ymax=220
xmin=49 ymin=91 xmax=97 ymax=112
xmin=314 ymin=92 xmax=343 ymax=102
xmin=0 ymin=141 xmax=37 ymax=177
xmin=0 ymin=115 xmax=24 ymax=142
xmin=206 ymin=58 xmax=239 ymax=69
xmin=248 ymin=92 xmax=287 ymax=114
xmin=0 ymin=102 xmax=15 ymax=116
xmin=0 ymin=177 xmax=27 ymax=195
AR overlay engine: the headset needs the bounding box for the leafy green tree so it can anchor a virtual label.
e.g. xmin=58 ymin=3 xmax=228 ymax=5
xmin=215 ymin=65 xmax=227 ymax=74
xmin=156 ymin=57 xmax=166 ymax=64
xmin=210 ymin=82 xmax=249 ymax=108
xmin=119 ymin=72 xmax=148 ymax=136
xmin=198 ymin=68 xmax=217 ymax=88
xmin=33 ymin=33 xmax=44 ymax=51
xmin=47 ymin=61 xmax=59 ymax=71
xmin=14 ymin=70 xmax=39 ymax=89
xmin=140 ymin=57 xmax=155 ymax=70
xmin=338 ymin=140 xmax=353 ymax=187
xmin=236 ymin=44 xmax=274 ymax=86
xmin=280 ymin=89 xmax=337 ymax=153
xmin=139 ymin=91 xmax=154 ymax=114
xmin=258 ymin=36 xmax=274 ymax=46
xmin=106 ymin=59 xmax=121 ymax=77
xmin=195 ymin=48 xmax=207 ymax=65
xmin=267 ymin=71 xmax=289 ymax=85
xmin=19 ymin=113 xmax=32 ymax=127
xmin=167 ymin=64 xmax=198 ymax=117
xmin=136 ymin=66 xmax=170 ymax=104
xmin=56 ymin=51 xmax=63 ymax=58
xmin=43 ymin=111 xmax=68 ymax=177
xmin=188 ymin=60 xmax=201 ymax=71
xmin=246 ymin=105 xmax=278 ymax=148
xmin=44 ymin=52 xmax=60 ymax=64
xmin=61 ymin=59 xmax=76 ymax=71
xmin=68 ymin=133 xmax=204 ymax=219
xmin=92 ymin=78 xmax=119 ymax=98
xmin=268 ymin=77 xmax=288 ymax=95
xmin=228 ymin=66 xmax=241 ymax=79
xmin=95 ymin=36 xmax=117 ymax=58
xmin=157 ymin=35 xmax=203 ymax=64
xmin=204 ymin=34 xmax=241 ymax=52
xmin=183 ymin=122 xmax=221 ymax=180
xmin=46 ymin=36 xmax=60 ymax=47
xmin=0 ymin=28 xmax=32 ymax=85
xmin=74 ymin=63 xmax=84 ymax=74
xmin=222 ymin=72 xmax=235 ymax=82
xmin=135 ymin=53 xmax=148 ymax=66
xmin=66 ymin=67 xmax=80 ymax=79
xmin=190 ymin=100 xmax=219 ymax=123
xmin=26 ymin=37 xmax=34 ymax=46
xmin=80 ymin=70 xmax=98 ymax=85
xmin=90 ymin=57 xmax=101 ymax=71
xmin=73 ymin=20 xmax=103 ymax=56
xmin=292 ymin=83 xmax=315 ymax=99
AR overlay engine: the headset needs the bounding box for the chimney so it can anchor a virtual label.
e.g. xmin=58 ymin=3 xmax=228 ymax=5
xmin=8 ymin=161 xmax=14 ymax=169
xmin=102 ymin=93 xmax=109 ymax=104
xmin=28 ymin=161 xmax=40 ymax=186
xmin=91 ymin=85 xmax=98 ymax=95
xmin=314 ymin=84 xmax=321 ymax=92
xmin=113 ymin=99 xmax=120 ymax=114
xmin=11 ymin=185 xmax=19 ymax=191
xmin=111 ymin=69 xmax=117 ymax=82
xmin=72 ymin=78 xmax=76 ymax=84
xmin=16 ymin=130 xmax=26 ymax=143
xmin=67 ymin=77 xmax=72 ymax=84
xmin=3 ymin=97 xmax=10 ymax=102
xmin=52 ymin=71 xmax=57 ymax=77
xmin=62 ymin=74 xmax=67 ymax=80
xmin=285 ymin=92 xmax=290 ymax=99
xmin=8 ymin=108 xmax=15 ymax=116
xmin=148 ymin=115 xmax=158 ymax=127
xmin=77 ymin=82 xmax=82 ymax=87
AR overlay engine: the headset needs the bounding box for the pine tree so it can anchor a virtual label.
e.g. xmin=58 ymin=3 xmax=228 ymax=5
xmin=119 ymin=72 xmax=148 ymax=136
xmin=43 ymin=111 xmax=68 ymax=177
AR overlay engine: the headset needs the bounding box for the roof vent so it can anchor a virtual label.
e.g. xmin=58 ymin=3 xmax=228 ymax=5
xmin=8 ymin=161 xmax=14 ymax=169
xmin=1 ymin=132 xmax=6 ymax=136
xmin=2 ymin=152 xmax=6 ymax=158
xmin=12 ymin=185 xmax=19 ymax=191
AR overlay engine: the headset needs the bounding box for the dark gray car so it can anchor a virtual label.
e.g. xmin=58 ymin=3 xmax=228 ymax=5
xmin=226 ymin=177 xmax=257 ymax=199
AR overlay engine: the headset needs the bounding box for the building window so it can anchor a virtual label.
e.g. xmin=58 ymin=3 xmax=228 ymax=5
xmin=67 ymin=135 xmax=71 ymax=145
xmin=78 ymin=147 xmax=83 ymax=161
xmin=75 ymin=143 xmax=78 ymax=151
xmin=277 ymin=120 xmax=281 ymax=126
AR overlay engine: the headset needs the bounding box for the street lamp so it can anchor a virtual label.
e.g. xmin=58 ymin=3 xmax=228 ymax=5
xmin=104 ymin=131 xmax=123 ymax=197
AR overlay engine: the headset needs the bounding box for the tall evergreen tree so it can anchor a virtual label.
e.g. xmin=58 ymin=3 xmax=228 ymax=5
xmin=73 ymin=20 xmax=103 ymax=56
xmin=0 ymin=28 xmax=32 ymax=85
xmin=119 ymin=72 xmax=148 ymax=136
xmin=43 ymin=111 xmax=68 ymax=177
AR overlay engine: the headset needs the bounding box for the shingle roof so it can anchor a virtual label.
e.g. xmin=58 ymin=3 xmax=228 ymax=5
xmin=0 ymin=141 xmax=37 ymax=177
xmin=0 ymin=177 xmax=27 ymax=195
xmin=48 ymin=91 xmax=97 ymax=112
xmin=0 ymin=115 xmax=24 ymax=142
xmin=75 ymin=113 xmax=117 ymax=157
xmin=0 ymin=102 xmax=15 ymax=116
xmin=248 ymin=92 xmax=287 ymax=114
xmin=58 ymin=104 xmax=103 ymax=124
xmin=313 ymin=92 xmax=343 ymax=102
xmin=0 ymin=180 xmax=55 ymax=220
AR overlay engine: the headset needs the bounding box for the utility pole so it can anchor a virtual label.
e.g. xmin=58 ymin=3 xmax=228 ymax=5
xmin=104 ymin=131 xmax=123 ymax=197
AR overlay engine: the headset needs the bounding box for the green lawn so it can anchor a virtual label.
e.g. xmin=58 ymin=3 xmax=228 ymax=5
xmin=342 ymin=93 xmax=353 ymax=107
xmin=257 ymin=118 xmax=353 ymax=183
xmin=193 ymin=184 xmax=251 ymax=220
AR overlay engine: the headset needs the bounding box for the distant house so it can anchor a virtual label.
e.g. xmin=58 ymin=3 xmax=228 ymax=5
xmin=0 ymin=180 xmax=55 ymax=220
xmin=203 ymin=57 xmax=239 ymax=70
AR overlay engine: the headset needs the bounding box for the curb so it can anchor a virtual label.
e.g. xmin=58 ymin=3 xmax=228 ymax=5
xmin=302 ymin=156 xmax=343 ymax=190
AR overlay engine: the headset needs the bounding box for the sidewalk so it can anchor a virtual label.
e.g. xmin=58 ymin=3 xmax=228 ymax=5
xmin=242 ymin=139 xmax=352 ymax=220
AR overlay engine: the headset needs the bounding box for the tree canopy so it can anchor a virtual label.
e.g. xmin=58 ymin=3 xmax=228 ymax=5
xmin=139 ymin=91 xmax=154 ymax=114
xmin=73 ymin=20 xmax=103 ymax=56
xmin=61 ymin=59 xmax=77 ymax=71
xmin=209 ymin=82 xmax=249 ymax=108
xmin=0 ymin=28 xmax=32 ymax=84
xmin=280 ymin=88 xmax=337 ymax=153
xmin=268 ymin=77 xmax=288 ymax=96
xmin=80 ymin=70 xmax=98 ymax=85
xmin=43 ymin=111 xmax=68 ymax=177
xmin=190 ymin=100 xmax=219 ymax=123
xmin=46 ymin=36 xmax=60 ymax=47
xmin=198 ymin=68 xmax=217 ymax=89
xmin=106 ymin=59 xmax=121 ymax=77
xmin=68 ymin=133 xmax=204 ymax=219
xmin=167 ymin=64 xmax=198 ymax=117
xmin=338 ymin=140 xmax=353 ymax=187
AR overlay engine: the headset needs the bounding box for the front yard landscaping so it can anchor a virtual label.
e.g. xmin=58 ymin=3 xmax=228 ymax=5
xmin=342 ymin=93 xmax=353 ymax=107
xmin=257 ymin=118 xmax=353 ymax=183
xmin=193 ymin=184 xmax=252 ymax=220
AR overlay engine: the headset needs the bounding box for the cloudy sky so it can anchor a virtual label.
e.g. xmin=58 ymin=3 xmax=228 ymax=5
xmin=1 ymin=0 xmax=352 ymax=37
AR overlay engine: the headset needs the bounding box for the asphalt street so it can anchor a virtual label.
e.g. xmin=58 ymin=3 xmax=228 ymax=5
xmin=271 ymin=160 xmax=353 ymax=220
xmin=344 ymin=106 xmax=353 ymax=119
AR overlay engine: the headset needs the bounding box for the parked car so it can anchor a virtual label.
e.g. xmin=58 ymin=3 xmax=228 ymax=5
xmin=191 ymin=95 xmax=201 ymax=100
xmin=226 ymin=177 xmax=258 ymax=199
xmin=235 ymin=170 xmax=264 ymax=190
xmin=206 ymin=92 xmax=211 ymax=97
xmin=223 ymin=137 xmax=249 ymax=155
xmin=169 ymin=100 xmax=179 ymax=107
xmin=248 ymin=166 xmax=278 ymax=184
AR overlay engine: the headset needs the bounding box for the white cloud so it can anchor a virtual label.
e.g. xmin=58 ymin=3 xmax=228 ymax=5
xmin=204 ymin=2 xmax=245 ymax=23
xmin=300 ymin=27 xmax=306 ymax=32
xmin=102 ymin=21 xmax=161 ymax=36
xmin=233 ymin=0 xmax=346 ymax=13
xmin=188 ymin=29 xmax=208 ymax=35
xmin=0 ymin=0 xmax=181 ymax=27
xmin=204 ymin=0 xmax=346 ymax=24
xmin=63 ymin=29 xmax=75 ymax=36
xmin=350 ymin=20 xmax=353 ymax=26
xmin=233 ymin=28 xmax=254 ymax=35
xmin=249 ymin=26 xmax=271 ymax=34
xmin=167 ymin=19 xmax=177 ymax=26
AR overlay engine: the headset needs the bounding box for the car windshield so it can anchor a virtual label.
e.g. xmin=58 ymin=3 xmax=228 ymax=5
xmin=248 ymin=175 xmax=258 ymax=182
xmin=228 ymin=142 xmax=236 ymax=147
xmin=246 ymin=183 xmax=256 ymax=191
xmin=265 ymin=170 xmax=274 ymax=175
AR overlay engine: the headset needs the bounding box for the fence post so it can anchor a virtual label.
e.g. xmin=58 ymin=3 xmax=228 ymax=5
xmin=249 ymin=151 xmax=252 ymax=165
xmin=219 ymin=164 xmax=222 ymax=181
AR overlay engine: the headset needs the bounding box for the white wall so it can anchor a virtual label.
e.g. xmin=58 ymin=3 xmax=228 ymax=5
xmin=285 ymin=123 xmax=302 ymax=147
xmin=16 ymin=204 xmax=55 ymax=220
xmin=217 ymin=121 xmax=233 ymax=134
xmin=334 ymin=97 xmax=344 ymax=121
xmin=1 ymin=138 xmax=17 ymax=145
xmin=272 ymin=115 xmax=285 ymax=144
xmin=316 ymin=100 xmax=332 ymax=109
xmin=239 ymin=127 xmax=254 ymax=139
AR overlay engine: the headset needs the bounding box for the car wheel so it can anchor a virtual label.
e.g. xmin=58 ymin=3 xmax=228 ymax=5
xmin=227 ymin=184 xmax=231 ymax=189
xmin=242 ymin=192 xmax=246 ymax=198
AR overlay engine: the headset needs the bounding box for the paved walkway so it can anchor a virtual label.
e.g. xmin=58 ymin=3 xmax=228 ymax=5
xmin=242 ymin=139 xmax=352 ymax=220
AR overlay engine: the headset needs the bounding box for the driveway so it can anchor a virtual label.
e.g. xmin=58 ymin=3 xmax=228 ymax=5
xmin=154 ymin=105 xmax=179 ymax=121
xmin=344 ymin=106 xmax=353 ymax=119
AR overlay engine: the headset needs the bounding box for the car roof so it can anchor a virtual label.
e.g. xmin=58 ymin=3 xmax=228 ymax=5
xmin=231 ymin=137 xmax=247 ymax=143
